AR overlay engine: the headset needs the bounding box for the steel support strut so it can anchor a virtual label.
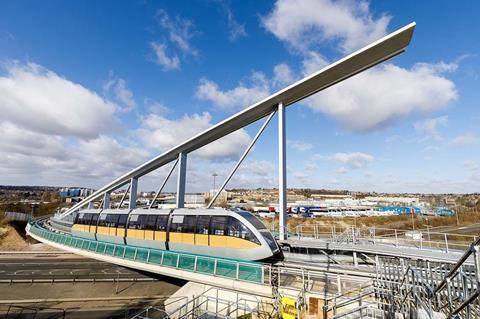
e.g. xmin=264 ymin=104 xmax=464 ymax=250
xmin=129 ymin=178 xmax=138 ymax=209
xmin=102 ymin=193 xmax=111 ymax=209
xmin=176 ymin=152 xmax=187 ymax=208
xmin=278 ymin=102 xmax=287 ymax=240
xmin=207 ymin=111 xmax=276 ymax=208
xmin=118 ymin=184 xmax=131 ymax=209
xmin=149 ymin=159 xmax=179 ymax=209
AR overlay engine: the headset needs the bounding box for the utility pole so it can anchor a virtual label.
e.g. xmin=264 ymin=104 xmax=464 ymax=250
xmin=454 ymin=202 xmax=459 ymax=226
xmin=411 ymin=207 xmax=415 ymax=230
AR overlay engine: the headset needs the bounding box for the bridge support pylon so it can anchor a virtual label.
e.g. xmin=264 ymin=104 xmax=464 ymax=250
xmin=278 ymin=102 xmax=287 ymax=240
xmin=176 ymin=152 xmax=187 ymax=208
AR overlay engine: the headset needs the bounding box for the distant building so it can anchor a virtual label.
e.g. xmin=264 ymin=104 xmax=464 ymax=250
xmin=204 ymin=189 xmax=228 ymax=203
xmin=59 ymin=188 xmax=94 ymax=199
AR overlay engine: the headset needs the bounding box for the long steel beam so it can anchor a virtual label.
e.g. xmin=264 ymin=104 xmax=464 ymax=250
xmin=61 ymin=22 xmax=415 ymax=217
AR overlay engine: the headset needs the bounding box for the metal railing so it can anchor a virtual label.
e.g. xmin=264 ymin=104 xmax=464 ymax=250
xmin=293 ymin=224 xmax=476 ymax=252
xmin=432 ymin=237 xmax=480 ymax=317
xmin=28 ymin=222 xmax=267 ymax=286
xmin=331 ymin=304 xmax=387 ymax=319
xmin=374 ymin=238 xmax=480 ymax=318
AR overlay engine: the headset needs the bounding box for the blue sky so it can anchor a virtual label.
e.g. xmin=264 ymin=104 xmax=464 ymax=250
xmin=0 ymin=0 xmax=479 ymax=194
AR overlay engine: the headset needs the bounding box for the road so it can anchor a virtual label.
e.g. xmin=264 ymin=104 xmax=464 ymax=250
xmin=425 ymin=223 xmax=480 ymax=235
xmin=0 ymin=255 xmax=151 ymax=281
xmin=0 ymin=252 xmax=183 ymax=319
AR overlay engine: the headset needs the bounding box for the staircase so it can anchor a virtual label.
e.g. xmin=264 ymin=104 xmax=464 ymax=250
xmin=374 ymin=238 xmax=480 ymax=318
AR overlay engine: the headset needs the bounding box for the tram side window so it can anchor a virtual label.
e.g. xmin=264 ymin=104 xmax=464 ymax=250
xmin=97 ymin=214 xmax=108 ymax=227
xmin=137 ymin=215 xmax=148 ymax=230
xmin=227 ymin=217 xmax=260 ymax=245
xmin=146 ymin=215 xmax=157 ymax=231
xmin=238 ymin=211 xmax=267 ymax=230
xmin=156 ymin=215 xmax=168 ymax=231
xmin=75 ymin=213 xmax=84 ymax=224
xmin=128 ymin=215 xmax=139 ymax=229
xmin=106 ymin=214 xmax=119 ymax=227
xmin=210 ymin=216 xmax=228 ymax=236
xmin=183 ymin=216 xmax=196 ymax=233
xmin=196 ymin=216 xmax=210 ymax=235
xmin=128 ymin=214 xmax=147 ymax=230
xmin=84 ymin=214 xmax=93 ymax=226
xmin=170 ymin=215 xmax=184 ymax=232
xmin=118 ymin=215 xmax=128 ymax=228
xmin=91 ymin=214 xmax=99 ymax=226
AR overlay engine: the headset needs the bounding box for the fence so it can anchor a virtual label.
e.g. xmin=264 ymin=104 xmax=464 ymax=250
xmin=293 ymin=224 xmax=476 ymax=252
xmin=3 ymin=211 xmax=31 ymax=222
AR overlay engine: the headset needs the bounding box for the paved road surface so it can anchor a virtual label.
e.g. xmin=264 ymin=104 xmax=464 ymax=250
xmin=0 ymin=252 xmax=183 ymax=319
xmin=0 ymin=255 xmax=151 ymax=281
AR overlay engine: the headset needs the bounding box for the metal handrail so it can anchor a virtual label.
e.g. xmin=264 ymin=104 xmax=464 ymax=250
xmin=433 ymin=237 xmax=480 ymax=294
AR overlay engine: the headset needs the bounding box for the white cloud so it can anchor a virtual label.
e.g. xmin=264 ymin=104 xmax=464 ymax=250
xmin=318 ymin=152 xmax=374 ymax=169
xmin=137 ymin=112 xmax=251 ymax=161
xmin=451 ymin=133 xmax=479 ymax=146
xmin=0 ymin=62 xmax=120 ymax=139
xmin=305 ymin=62 xmax=457 ymax=132
xmin=0 ymin=123 xmax=149 ymax=186
xmin=336 ymin=167 xmax=348 ymax=174
xmin=273 ymin=63 xmax=295 ymax=88
xmin=287 ymin=139 xmax=313 ymax=152
xmin=301 ymin=51 xmax=329 ymax=75
xmin=156 ymin=9 xmax=198 ymax=56
xmin=103 ymin=76 xmax=136 ymax=112
xmin=261 ymin=2 xmax=459 ymax=134
xmin=0 ymin=122 xmax=66 ymax=159
xmin=150 ymin=42 xmax=180 ymax=71
xmin=144 ymin=98 xmax=171 ymax=115
xmin=150 ymin=9 xmax=197 ymax=71
xmin=217 ymin=1 xmax=247 ymax=41
xmin=232 ymin=160 xmax=276 ymax=188
xmin=262 ymin=0 xmax=390 ymax=53
xmin=414 ymin=116 xmax=448 ymax=141
xmin=195 ymin=72 xmax=271 ymax=111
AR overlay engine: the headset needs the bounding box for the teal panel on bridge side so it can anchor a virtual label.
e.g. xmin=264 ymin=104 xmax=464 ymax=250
xmin=196 ymin=257 xmax=215 ymax=275
xmin=136 ymin=248 xmax=149 ymax=262
xmin=178 ymin=255 xmax=196 ymax=271
xmin=28 ymin=222 xmax=265 ymax=284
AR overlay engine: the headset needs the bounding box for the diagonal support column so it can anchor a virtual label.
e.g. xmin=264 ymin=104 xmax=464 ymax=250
xmin=103 ymin=192 xmax=111 ymax=209
xmin=207 ymin=111 xmax=276 ymax=208
xmin=176 ymin=152 xmax=187 ymax=208
xmin=149 ymin=159 xmax=179 ymax=209
xmin=278 ymin=102 xmax=287 ymax=240
xmin=118 ymin=184 xmax=131 ymax=209
xmin=129 ymin=177 xmax=138 ymax=209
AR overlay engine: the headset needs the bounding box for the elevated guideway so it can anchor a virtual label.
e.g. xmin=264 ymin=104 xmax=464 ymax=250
xmin=26 ymin=221 xmax=274 ymax=298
